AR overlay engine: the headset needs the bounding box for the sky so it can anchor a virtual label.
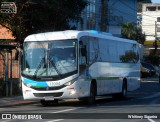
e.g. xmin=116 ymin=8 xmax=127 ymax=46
xmin=151 ymin=0 xmax=160 ymax=3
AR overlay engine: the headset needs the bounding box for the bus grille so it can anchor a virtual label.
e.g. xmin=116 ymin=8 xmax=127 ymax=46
xmin=33 ymin=92 xmax=63 ymax=97
xmin=31 ymin=85 xmax=65 ymax=91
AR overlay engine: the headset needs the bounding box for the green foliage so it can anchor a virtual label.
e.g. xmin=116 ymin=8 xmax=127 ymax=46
xmin=120 ymin=50 xmax=139 ymax=63
xmin=121 ymin=22 xmax=146 ymax=44
xmin=135 ymin=28 xmax=146 ymax=44
xmin=0 ymin=0 xmax=87 ymax=44
xmin=121 ymin=22 xmax=136 ymax=40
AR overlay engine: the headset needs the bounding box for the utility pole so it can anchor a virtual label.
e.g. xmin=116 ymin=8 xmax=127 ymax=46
xmin=155 ymin=21 xmax=160 ymax=83
xmin=100 ymin=0 xmax=108 ymax=32
xmin=154 ymin=21 xmax=158 ymax=54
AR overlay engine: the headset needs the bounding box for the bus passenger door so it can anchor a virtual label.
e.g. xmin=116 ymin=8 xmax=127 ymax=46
xmin=79 ymin=40 xmax=88 ymax=74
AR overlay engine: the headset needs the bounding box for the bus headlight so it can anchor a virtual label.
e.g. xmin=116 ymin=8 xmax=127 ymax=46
xmin=64 ymin=78 xmax=78 ymax=86
xmin=64 ymin=80 xmax=74 ymax=86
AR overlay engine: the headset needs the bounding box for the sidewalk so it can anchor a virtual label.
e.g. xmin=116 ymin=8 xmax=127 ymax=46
xmin=0 ymin=96 xmax=37 ymax=107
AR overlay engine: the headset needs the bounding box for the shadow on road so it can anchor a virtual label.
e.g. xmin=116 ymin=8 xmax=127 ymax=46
xmin=34 ymin=79 xmax=160 ymax=108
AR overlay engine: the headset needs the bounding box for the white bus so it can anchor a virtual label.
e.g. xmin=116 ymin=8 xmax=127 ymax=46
xmin=21 ymin=30 xmax=140 ymax=106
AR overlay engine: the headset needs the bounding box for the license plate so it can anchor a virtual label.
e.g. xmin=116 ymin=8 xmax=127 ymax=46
xmin=44 ymin=96 xmax=54 ymax=101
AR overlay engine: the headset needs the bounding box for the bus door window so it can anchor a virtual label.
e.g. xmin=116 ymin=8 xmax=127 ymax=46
xmin=79 ymin=41 xmax=87 ymax=64
xmin=79 ymin=40 xmax=88 ymax=73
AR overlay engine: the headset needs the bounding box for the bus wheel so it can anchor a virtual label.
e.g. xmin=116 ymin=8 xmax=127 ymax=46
xmin=40 ymin=99 xmax=58 ymax=106
xmin=40 ymin=100 xmax=52 ymax=106
xmin=87 ymin=82 xmax=96 ymax=105
xmin=112 ymin=80 xmax=127 ymax=100
xmin=120 ymin=80 xmax=127 ymax=99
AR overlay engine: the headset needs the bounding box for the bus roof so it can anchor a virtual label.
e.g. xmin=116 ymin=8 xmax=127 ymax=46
xmin=24 ymin=30 xmax=138 ymax=44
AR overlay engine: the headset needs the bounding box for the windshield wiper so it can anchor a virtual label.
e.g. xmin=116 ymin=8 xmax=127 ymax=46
xmin=33 ymin=54 xmax=63 ymax=79
xmin=33 ymin=56 xmax=45 ymax=78
xmin=48 ymin=56 xmax=62 ymax=77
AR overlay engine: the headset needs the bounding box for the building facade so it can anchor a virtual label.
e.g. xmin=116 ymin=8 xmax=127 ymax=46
xmin=76 ymin=0 xmax=137 ymax=37
xmin=0 ymin=25 xmax=19 ymax=79
xmin=141 ymin=3 xmax=160 ymax=55
xmin=108 ymin=0 xmax=137 ymax=36
xmin=142 ymin=3 xmax=160 ymax=41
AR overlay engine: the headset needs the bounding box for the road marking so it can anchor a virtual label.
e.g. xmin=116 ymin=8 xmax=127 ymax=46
xmin=51 ymin=108 xmax=77 ymax=113
xmin=148 ymin=118 xmax=156 ymax=122
xmin=48 ymin=107 xmax=84 ymax=122
xmin=46 ymin=119 xmax=64 ymax=122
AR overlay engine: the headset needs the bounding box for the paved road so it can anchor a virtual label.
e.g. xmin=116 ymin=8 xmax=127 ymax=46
xmin=0 ymin=78 xmax=160 ymax=122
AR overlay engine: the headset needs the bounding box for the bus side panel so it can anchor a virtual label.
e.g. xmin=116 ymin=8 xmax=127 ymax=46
xmin=88 ymin=62 xmax=119 ymax=95
xmin=88 ymin=62 xmax=140 ymax=95
xmin=111 ymin=63 xmax=140 ymax=92
xmin=127 ymin=77 xmax=140 ymax=91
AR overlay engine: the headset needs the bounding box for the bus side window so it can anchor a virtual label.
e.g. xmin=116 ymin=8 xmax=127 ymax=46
xmin=79 ymin=41 xmax=87 ymax=64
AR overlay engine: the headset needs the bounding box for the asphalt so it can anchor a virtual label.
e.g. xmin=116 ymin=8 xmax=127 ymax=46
xmin=0 ymin=77 xmax=159 ymax=107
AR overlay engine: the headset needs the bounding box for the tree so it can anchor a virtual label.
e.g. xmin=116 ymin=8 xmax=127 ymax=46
xmin=121 ymin=22 xmax=136 ymax=40
xmin=0 ymin=0 xmax=87 ymax=44
xmin=120 ymin=50 xmax=139 ymax=63
xmin=134 ymin=27 xmax=146 ymax=44
xmin=121 ymin=22 xmax=146 ymax=44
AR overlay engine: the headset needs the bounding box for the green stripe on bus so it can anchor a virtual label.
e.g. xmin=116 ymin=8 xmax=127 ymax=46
xmin=80 ymin=77 xmax=120 ymax=81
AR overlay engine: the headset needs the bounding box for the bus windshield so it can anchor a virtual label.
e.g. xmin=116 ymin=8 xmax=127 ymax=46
xmin=22 ymin=39 xmax=78 ymax=80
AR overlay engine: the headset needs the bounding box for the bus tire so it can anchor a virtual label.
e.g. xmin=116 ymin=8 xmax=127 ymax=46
xmin=112 ymin=80 xmax=127 ymax=100
xmin=40 ymin=99 xmax=58 ymax=106
xmin=40 ymin=100 xmax=52 ymax=106
xmin=87 ymin=81 xmax=96 ymax=105
xmin=120 ymin=80 xmax=127 ymax=99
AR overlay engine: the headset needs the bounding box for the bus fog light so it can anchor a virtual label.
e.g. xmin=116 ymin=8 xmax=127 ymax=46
xmin=69 ymin=88 xmax=76 ymax=95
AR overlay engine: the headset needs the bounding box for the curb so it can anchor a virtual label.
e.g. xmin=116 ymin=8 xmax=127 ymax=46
xmin=0 ymin=100 xmax=39 ymax=108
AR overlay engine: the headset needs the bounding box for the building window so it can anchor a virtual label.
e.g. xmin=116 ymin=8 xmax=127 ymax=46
xmin=146 ymin=6 xmax=156 ymax=11
xmin=157 ymin=17 xmax=160 ymax=22
xmin=157 ymin=27 xmax=160 ymax=32
xmin=157 ymin=17 xmax=160 ymax=32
